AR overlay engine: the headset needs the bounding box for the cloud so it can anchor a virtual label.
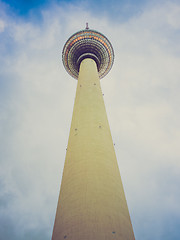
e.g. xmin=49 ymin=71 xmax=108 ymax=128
xmin=0 ymin=1 xmax=180 ymax=239
xmin=0 ymin=19 xmax=5 ymax=32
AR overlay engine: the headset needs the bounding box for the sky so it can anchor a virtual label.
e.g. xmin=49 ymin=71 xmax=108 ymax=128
xmin=0 ymin=0 xmax=180 ymax=239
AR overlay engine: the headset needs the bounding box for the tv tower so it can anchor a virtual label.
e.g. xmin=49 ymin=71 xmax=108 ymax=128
xmin=52 ymin=24 xmax=135 ymax=240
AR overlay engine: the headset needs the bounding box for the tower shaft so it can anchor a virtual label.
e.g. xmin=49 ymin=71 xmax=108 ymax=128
xmin=52 ymin=58 xmax=135 ymax=240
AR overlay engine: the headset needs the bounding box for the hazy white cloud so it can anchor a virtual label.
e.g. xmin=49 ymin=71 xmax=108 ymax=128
xmin=0 ymin=19 xmax=5 ymax=32
xmin=0 ymin=1 xmax=180 ymax=239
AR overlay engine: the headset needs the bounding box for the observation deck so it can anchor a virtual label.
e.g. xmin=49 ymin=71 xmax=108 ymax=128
xmin=62 ymin=27 xmax=114 ymax=79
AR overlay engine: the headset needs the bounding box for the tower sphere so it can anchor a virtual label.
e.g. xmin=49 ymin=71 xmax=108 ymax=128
xmin=62 ymin=28 xmax=114 ymax=79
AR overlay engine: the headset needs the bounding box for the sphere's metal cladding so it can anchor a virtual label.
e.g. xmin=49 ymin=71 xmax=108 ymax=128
xmin=62 ymin=29 xmax=114 ymax=79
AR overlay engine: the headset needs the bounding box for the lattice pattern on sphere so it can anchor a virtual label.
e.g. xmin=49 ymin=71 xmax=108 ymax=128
xmin=62 ymin=29 xmax=114 ymax=79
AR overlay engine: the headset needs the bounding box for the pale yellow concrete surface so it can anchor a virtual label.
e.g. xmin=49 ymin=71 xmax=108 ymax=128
xmin=52 ymin=58 xmax=135 ymax=240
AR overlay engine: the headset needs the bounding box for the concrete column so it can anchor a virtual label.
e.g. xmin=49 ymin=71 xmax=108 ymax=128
xmin=52 ymin=58 xmax=135 ymax=240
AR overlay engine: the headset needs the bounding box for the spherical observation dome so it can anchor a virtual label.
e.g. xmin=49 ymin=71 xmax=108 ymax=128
xmin=62 ymin=27 xmax=114 ymax=79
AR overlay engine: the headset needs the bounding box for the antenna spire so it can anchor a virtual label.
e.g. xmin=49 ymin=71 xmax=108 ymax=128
xmin=86 ymin=22 xmax=89 ymax=30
